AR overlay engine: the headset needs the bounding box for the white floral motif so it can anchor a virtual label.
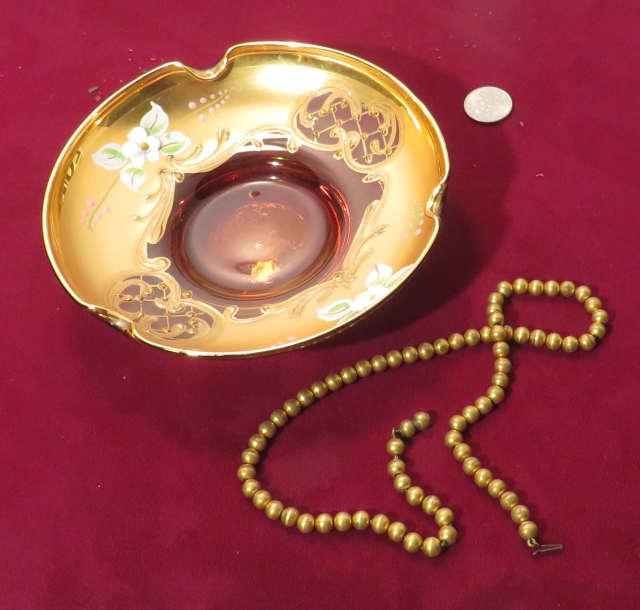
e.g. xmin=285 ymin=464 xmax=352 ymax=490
xmin=92 ymin=102 xmax=191 ymax=191
xmin=317 ymin=263 xmax=414 ymax=323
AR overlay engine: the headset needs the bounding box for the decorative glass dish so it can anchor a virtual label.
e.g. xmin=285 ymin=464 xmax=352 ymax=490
xmin=43 ymin=41 xmax=449 ymax=356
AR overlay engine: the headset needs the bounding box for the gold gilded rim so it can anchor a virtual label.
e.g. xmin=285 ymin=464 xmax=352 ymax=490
xmin=43 ymin=41 xmax=449 ymax=357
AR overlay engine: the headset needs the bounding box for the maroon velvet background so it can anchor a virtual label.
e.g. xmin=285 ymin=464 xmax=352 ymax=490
xmin=2 ymin=1 xmax=639 ymax=608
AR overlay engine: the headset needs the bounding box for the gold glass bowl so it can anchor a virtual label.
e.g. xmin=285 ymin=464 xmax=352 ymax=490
xmin=43 ymin=42 xmax=449 ymax=356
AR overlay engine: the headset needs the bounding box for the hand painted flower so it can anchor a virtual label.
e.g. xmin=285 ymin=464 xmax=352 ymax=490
xmin=317 ymin=263 xmax=414 ymax=323
xmin=92 ymin=101 xmax=191 ymax=191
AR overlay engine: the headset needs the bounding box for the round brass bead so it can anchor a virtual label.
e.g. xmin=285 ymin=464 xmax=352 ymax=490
xmin=560 ymin=280 xmax=575 ymax=297
xmin=488 ymin=291 xmax=504 ymax=305
xmin=589 ymin=322 xmax=607 ymax=339
xmin=258 ymin=420 xmax=277 ymax=439
xmin=438 ymin=525 xmax=458 ymax=546
xmin=237 ymin=464 xmax=256 ymax=481
xmin=462 ymin=405 xmax=481 ymax=424
xmin=310 ymin=380 xmax=328 ymax=398
xmin=352 ymin=510 xmax=370 ymax=530
xmin=417 ymin=342 xmax=434 ymax=360
xmin=413 ymin=411 xmax=431 ymax=430
xmin=387 ymin=458 xmax=406 ymax=477
xmin=513 ymin=278 xmax=528 ymax=294
xmin=325 ymin=373 xmax=344 ymax=391
xmin=592 ymin=309 xmax=609 ymax=324
xmin=241 ymin=448 xmax=260 ymax=465
xmin=406 ymin=486 xmax=425 ymax=506
xmin=449 ymin=415 xmax=468 ymax=432
xmin=281 ymin=506 xmax=299 ymax=527
xmin=493 ymin=341 xmax=510 ymax=357
xmin=513 ymin=326 xmax=530 ymax=344
xmin=434 ymin=338 xmax=450 ymax=355
xmin=462 ymin=456 xmax=481 ymax=476
xmin=584 ymin=296 xmax=602 ymax=313
xmin=282 ymin=399 xmax=301 ymax=418
xmin=403 ymin=532 xmax=423 ymax=553
xmin=296 ymin=513 xmax=315 ymax=534
xmin=434 ymin=507 xmax=454 ymax=526
xmin=487 ymin=478 xmax=507 ymax=498
xmin=480 ymin=326 xmax=492 ymax=343
xmin=444 ymin=429 xmax=463 ymax=448
xmin=529 ymin=329 xmax=546 ymax=348
xmin=402 ymin=346 xmax=419 ymax=363
xmin=387 ymin=438 xmax=405 ymax=456
xmin=499 ymin=491 xmax=519 ymax=511
xmin=545 ymin=332 xmax=563 ymax=351
xmin=474 ymin=468 xmax=493 ymax=488
xmin=518 ymin=520 xmax=539 ymax=541
xmin=490 ymin=324 xmax=506 ymax=341
xmin=464 ymin=329 xmax=481 ymax=346
xmin=270 ymin=409 xmax=288 ymax=428
xmin=334 ymin=511 xmax=352 ymax=532
xmin=248 ymin=434 xmax=268 ymax=452
xmin=511 ymin=504 xmax=530 ymax=524
xmin=497 ymin=281 xmax=513 ymax=297
xmin=422 ymin=495 xmax=441 ymax=515
xmin=448 ymin=333 xmax=465 ymax=350
xmin=297 ymin=388 xmax=315 ymax=407
xmin=398 ymin=419 xmax=416 ymax=438
xmin=487 ymin=303 xmax=503 ymax=316
xmin=488 ymin=312 xmax=505 ymax=327
xmin=578 ymin=333 xmax=596 ymax=351
xmin=386 ymin=350 xmax=403 ymax=368
xmin=241 ymin=479 xmax=261 ymax=498
xmin=562 ymin=335 xmax=579 ymax=353
xmin=315 ymin=513 xmax=334 ymax=534
xmin=452 ymin=443 xmax=472 ymax=462
xmin=475 ymin=396 xmax=493 ymax=415
xmin=422 ymin=536 xmax=442 ymax=557
xmin=491 ymin=372 xmax=509 ymax=388
xmin=265 ymin=500 xmax=284 ymax=520
xmin=370 ymin=513 xmax=390 ymax=534
xmin=387 ymin=521 xmax=407 ymax=543
xmin=528 ymin=279 xmax=544 ymax=296
xmin=495 ymin=357 xmax=512 ymax=373
xmin=544 ymin=280 xmax=560 ymax=297
xmin=355 ymin=359 xmax=373 ymax=378
xmin=487 ymin=385 xmax=505 ymax=404
xmin=504 ymin=325 xmax=514 ymax=341
xmin=575 ymin=285 xmax=591 ymax=302
xmin=393 ymin=473 xmax=412 ymax=492
xmin=252 ymin=489 xmax=272 ymax=510
xmin=340 ymin=366 xmax=358 ymax=385
xmin=371 ymin=355 xmax=388 ymax=373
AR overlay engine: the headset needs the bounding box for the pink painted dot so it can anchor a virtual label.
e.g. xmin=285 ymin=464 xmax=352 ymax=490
xmin=87 ymin=200 xmax=96 ymax=207
xmin=104 ymin=207 xmax=110 ymax=214
xmin=415 ymin=228 xmax=422 ymax=236
xmin=215 ymin=103 xmax=220 ymax=109
xmin=402 ymin=233 xmax=408 ymax=240
xmin=198 ymin=113 xmax=205 ymax=122
xmin=188 ymin=101 xmax=197 ymax=109
xmin=209 ymin=93 xmax=216 ymax=99
xmin=208 ymin=107 xmax=214 ymax=113
xmin=220 ymin=99 xmax=226 ymax=104
xmin=418 ymin=219 xmax=424 ymax=226
xmin=199 ymin=97 xmax=207 ymax=104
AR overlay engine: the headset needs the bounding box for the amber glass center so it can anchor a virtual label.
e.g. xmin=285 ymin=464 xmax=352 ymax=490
xmin=171 ymin=152 xmax=349 ymax=300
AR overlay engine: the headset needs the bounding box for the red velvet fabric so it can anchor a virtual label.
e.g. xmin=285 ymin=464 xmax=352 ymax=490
xmin=2 ymin=2 xmax=639 ymax=608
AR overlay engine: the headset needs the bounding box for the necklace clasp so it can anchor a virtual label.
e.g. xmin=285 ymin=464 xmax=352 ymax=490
xmin=527 ymin=538 xmax=564 ymax=556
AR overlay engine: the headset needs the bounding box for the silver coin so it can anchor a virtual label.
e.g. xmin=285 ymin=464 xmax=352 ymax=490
xmin=464 ymin=86 xmax=513 ymax=123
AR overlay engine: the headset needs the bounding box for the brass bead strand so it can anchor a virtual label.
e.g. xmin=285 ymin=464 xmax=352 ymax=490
xmin=442 ymin=279 xmax=608 ymax=554
xmin=238 ymin=279 xmax=608 ymax=558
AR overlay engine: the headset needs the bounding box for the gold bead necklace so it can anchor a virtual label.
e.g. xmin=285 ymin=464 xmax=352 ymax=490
xmin=238 ymin=278 xmax=609 ymax=558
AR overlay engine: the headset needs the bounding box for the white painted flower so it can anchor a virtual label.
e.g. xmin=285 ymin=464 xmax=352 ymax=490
xmin=92 ymin=102 xmax=191 ymax=191
xmin=317 ymin=263 xmax=414 ymax=323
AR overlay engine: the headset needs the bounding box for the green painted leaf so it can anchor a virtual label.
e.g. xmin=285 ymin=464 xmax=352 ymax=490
xmin=120 ymin=165 xmax=146 ymax=191
xmin=160 ymin=131 xmax=191 ymax=156
xmin=92 ymin=143 xmax=126 ymax=170
xmin=140 ymin=101 xmax=169 ymax=136
xmin=328 ymin=301 xmax=351 ymax=314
